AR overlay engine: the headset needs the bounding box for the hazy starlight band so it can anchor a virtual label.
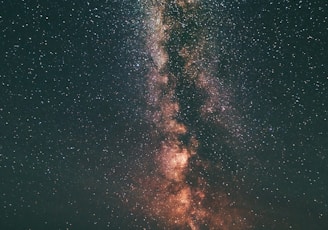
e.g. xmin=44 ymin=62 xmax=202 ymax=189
xmin=124 ymin=1 xmax=251 ymax=229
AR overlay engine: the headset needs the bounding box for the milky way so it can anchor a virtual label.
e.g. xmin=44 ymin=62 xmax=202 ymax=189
xmin=1 ymin=0 xmax=327 ymax=229
xmin=126 ymin=1 xmax=252 ymax=229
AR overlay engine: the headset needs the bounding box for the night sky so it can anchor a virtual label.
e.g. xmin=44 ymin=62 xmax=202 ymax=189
xmin=1 ymin=0 xmax=327 ymax=229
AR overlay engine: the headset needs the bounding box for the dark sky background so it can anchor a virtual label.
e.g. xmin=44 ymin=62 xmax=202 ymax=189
xmin=0 ymin=0 xmax=327 ymax=229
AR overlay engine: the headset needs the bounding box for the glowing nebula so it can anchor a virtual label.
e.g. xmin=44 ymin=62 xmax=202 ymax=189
xmin=127 ymin=0 xmax=253 ymax=229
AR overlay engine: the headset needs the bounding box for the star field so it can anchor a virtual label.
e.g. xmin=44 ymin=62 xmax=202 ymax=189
xmin=0 ymin=0 xmax=327 ymax=229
